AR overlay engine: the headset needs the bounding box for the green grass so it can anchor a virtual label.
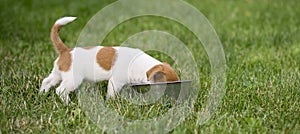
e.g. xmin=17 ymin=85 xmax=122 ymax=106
xmin=1 ymin=0 xmax=300 ymax=133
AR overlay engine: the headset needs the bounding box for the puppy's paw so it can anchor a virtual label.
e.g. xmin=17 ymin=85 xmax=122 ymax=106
xmin=39 ymin=85 xmax=51 ymax=93
xmin=61 ymin=94 xmax=71 ymax=105
xmin=40 ymin=79 xmax=51 ymax=93
xmin=56 ymin=88 xmax=71 ymax=104
xmin=106 ymin=92 xmax=116 ymax=100
xmin=39 ymin=88 xmax=45 ymax=94
xmin=39 ymin=85 xmax=47 ymax=93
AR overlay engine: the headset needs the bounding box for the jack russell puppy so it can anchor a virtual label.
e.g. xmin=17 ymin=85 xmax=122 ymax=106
xmin=39 ymin=17 xmax=179 ymax=103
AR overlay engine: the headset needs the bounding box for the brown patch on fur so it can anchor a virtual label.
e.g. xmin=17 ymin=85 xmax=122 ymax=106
xmin=147 ymin=64 xmax=163 ymax=81
xmin=57 ymin=49 xmax=72 ymax=72
xmin=146 ymin=62 xmax=179 ymax=82
xmin=96 ymin=47 xmax=116 ymax=70
xmin=81 ymin=46 xmax=96 ymax=50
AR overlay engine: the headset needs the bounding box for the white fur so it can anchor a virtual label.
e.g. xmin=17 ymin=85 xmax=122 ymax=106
xmin=40 ymin=46 xmax=162 ymax=103
xmin=55 ymin=17 xmax=77 ymax=25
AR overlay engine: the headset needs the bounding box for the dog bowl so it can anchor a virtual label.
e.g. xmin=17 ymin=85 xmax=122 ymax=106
xmin=121 ymin=80 xmax=192 ymax=104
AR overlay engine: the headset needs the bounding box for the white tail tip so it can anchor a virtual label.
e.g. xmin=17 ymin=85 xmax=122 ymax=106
xmin=55 ymin=17 xmax=77 ymax=25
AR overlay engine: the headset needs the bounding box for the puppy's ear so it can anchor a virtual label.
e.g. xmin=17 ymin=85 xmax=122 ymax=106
xmin=147 ymin=64 xmax=164 ymax=81
xmin=161 ymin=62 xmax=179 ymax=81
xmin=147 ymin=63 xmax=179 ymax=82
xmin=150 ymin=71 xmax=167 ymax=83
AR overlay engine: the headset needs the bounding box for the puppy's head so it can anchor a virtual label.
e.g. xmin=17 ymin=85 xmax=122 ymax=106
xmin=146 ymin=62 xmax=179 ymax=83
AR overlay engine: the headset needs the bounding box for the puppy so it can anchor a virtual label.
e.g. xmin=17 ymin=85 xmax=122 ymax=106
xmin=40 ymin=17 xmax=179 ymax=103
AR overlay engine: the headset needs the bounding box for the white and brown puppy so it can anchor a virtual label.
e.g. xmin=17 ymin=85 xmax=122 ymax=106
xmin=40 ymin=17 xmax=179 ymax=103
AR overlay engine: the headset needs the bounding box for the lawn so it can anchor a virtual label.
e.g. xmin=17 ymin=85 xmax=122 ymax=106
xmin=0 ymin=0 xmax=300 ymax=133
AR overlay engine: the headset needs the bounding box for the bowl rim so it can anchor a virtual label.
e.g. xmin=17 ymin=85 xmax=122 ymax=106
xmin=129 ymin=80 xmax=193 ymax=86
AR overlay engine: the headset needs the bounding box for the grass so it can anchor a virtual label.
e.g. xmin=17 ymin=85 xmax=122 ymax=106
xmin=1 ymin=0 xmax=300 ymax=133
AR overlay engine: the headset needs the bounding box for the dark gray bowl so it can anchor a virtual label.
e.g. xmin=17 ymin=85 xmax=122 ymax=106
xmin=123 ymin=80 xmax=192 ymax=103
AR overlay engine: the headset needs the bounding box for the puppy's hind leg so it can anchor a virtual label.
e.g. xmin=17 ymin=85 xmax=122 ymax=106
xmin=55 ymin=83 xmax=70 ymax=104
xmin=55 ymin=75 xmax=83 ymax=104
xmin=40 ymin=68 xmax=61 ymax=93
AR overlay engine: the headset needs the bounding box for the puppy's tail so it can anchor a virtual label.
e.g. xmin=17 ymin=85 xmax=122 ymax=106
xmin=51 ymin=17 xmax=77 ymax=54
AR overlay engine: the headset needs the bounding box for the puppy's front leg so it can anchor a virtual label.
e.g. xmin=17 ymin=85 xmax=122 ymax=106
xmin=106 ymin=80 xmax=116 ymax=99
xmin=106 ymin=79 xmax=125 ymax=99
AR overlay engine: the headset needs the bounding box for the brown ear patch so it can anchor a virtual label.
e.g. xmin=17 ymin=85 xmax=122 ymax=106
xmin=57 ymin=49 xmax=72 ymax=72
xmin=150 ymin=71 xmax=167 ymax=82
xmin=146 ymin=63 xmax=179 ymax=82
xmin=161 ymin=62 xmax=179 ymax=81
xmin=146 ymin=64 xmax=164 ymax=81
xmin=96 ymin=47 xmax=116 ymax=71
